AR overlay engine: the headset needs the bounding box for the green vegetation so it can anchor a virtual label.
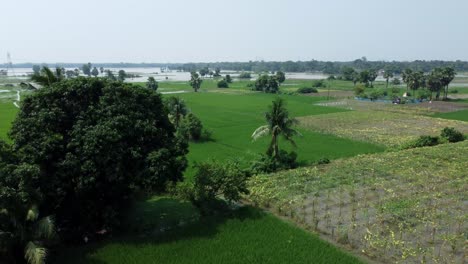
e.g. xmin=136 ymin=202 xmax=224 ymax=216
xmin=53 ymin=198 xmax=362 ymax=264
xmin=0 ymin=102 xmax=17 ymax=142
xmin=6 ymin=78 xmax=187 ymax=241
xmin=177 ymin=160 xmax=250 ymax=214
xmin=433 ymin=109 xmax=468 ymax=121
xmin=298 ymin=110 xmax=468 ymax=147
xmin=1 ymin=71 xmax=466 ymax=264
xmin=175 ymin=93 xmax=384 ymax=175
xmin=248 ymin=141 xmax=468 ymax=263
xmin=297 ymin=87 xmax=318 ymax=94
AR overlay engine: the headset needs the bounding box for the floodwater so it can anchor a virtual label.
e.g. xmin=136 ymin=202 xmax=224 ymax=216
xmin=3 ymin=67 xmax=468 ymax=84
xmin=3 ymin=67 xmax=331 ymax=82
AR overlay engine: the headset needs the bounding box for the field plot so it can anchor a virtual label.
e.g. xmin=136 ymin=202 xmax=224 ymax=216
xmin=175 ymin=93 xmax=384 ymax=175
xmin=433 ymin=109 xmax=468 ymax=122
xmin=298 ymin=110 xmax=468 ymax=147
xmin=53 ymin=197 xmax=362 ymax=264
xmin=0 ymin=101 xmax=18 ymax=141
xmin=248 ymin=141 xmax=468 ymax=263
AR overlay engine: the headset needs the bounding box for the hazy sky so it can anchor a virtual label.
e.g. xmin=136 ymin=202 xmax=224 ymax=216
xmin=1 ymin=0 xmax=467 ymax=63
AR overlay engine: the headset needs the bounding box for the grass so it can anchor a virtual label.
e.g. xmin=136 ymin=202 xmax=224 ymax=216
xmin=0 ymin=101 xmax=17 ymax=142
xmin=52 ymin=197 xmax=363 ymax=264
xmin=247 ymin=140 xmax=468 ymax=263
xmin=432 ymin=109 xmax=468 ymax=121
xmin=173 ymin=92 xmax=384 ymax=176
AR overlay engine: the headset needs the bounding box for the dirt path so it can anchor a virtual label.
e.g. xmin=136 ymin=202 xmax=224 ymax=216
xmin=13 ymin=90 xmax=20 ymax=108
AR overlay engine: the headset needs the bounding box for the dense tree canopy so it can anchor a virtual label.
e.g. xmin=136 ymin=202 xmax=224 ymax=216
xmin=9 ymin=78 xmax=188 ymax=236
xmin=254 ymin=75 xmax=279 ymax=93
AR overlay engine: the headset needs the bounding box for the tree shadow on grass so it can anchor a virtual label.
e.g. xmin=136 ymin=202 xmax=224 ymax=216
xmin=51 ymin=197 xmax=263 ymax=264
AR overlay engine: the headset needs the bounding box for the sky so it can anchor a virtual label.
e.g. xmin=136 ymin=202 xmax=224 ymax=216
xmin=1 ymin=0 xmax=467 ymax=63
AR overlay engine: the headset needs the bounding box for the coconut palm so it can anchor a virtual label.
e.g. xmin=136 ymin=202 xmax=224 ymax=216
xmin=0 ymin=205 xmax=55 ymax=264
xmin=30 ymin=66 xmax=64 ymax=87
xmin=251 ymin=98 xmax=301 ymax=159
xmin=383 ymin=71 xmax=393 ymax=89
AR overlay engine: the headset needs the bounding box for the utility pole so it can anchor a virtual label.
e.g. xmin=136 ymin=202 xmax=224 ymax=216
xmin=6 ymin=52 xmax=15 ymax=77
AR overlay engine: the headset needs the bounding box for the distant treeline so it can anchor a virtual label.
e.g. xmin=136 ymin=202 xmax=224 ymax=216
xmin=3 ymin=58 xmax=468 ymax=74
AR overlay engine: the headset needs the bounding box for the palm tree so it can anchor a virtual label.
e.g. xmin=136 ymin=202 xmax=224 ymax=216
xmin=402 ymin=68 xmax=413 ymax=92
xmin=441 ymin=67 xmax=455 ymax=100
xmin=189 ymin=72 xmax=203 ymax=92
xmin=165 ymin=96 xmax=188 ymax=128
xmin=251 ymin=98 xmax=301 ymax=159
xmin=30 ymin=67 xmax=64 ymax=87
xmin=146 ymin=77 xmax=158 ymax=91
xmin=1 ymin=205 xmax=55 ymax=264
xmin=383 ymin=71 xmax=393 ymax=89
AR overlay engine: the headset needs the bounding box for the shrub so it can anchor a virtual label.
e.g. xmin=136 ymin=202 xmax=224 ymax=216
xmin=179 ymin=113 xmax=203 ymax=141
xmin=449 ymin=89 xmax=458 ymax=94
xmin=440 ymin=127 xmax=465 ymax=143
xmin=297 ymin=87 xmax=318 ymax=94
xmin=311 ymin=79 xmax=326 ymax=88
xmin=250 ymin=150 xmax=298 ymax=173
xmin=315 ymin=157 xmax=330 ymax=165
xmin=368 ymin=89 xmax=384 ymax=100
xmin=178 ymin=160 xmax=250 ymax=214
xmin=217 ymin=79 xmax=229 ymax=88
xmin=402 ymin=135 xmax=440 ymax=149
xmin=354 ymin=85 xmax=365 ymax=96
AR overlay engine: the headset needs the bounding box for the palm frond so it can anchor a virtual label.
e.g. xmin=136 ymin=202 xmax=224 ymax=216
xmin=34 ymin=216 xmax=55 ymax=240
xmin=24 ymin=241 xmax=46 ymax=264
xmin=251 ymin=125 xmax=270 ymax=141
xmin=26 ymin=205 xmax=39 ymax=222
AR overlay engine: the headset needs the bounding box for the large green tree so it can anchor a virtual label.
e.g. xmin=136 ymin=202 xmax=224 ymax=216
xmin=358 ymin=70 xmax=370 ymax=87
xmin=251 ymin=98 xmax=300 ymax=159
xmin=426 ymin=71 xmax=443 ymax=100
xmin=254 ymin=75 xmax=279 ymax=93
xmin=341 ymin=66 xmax=356 ymax=81
xmin=9 ymin=78 xmax=188 ymax=237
